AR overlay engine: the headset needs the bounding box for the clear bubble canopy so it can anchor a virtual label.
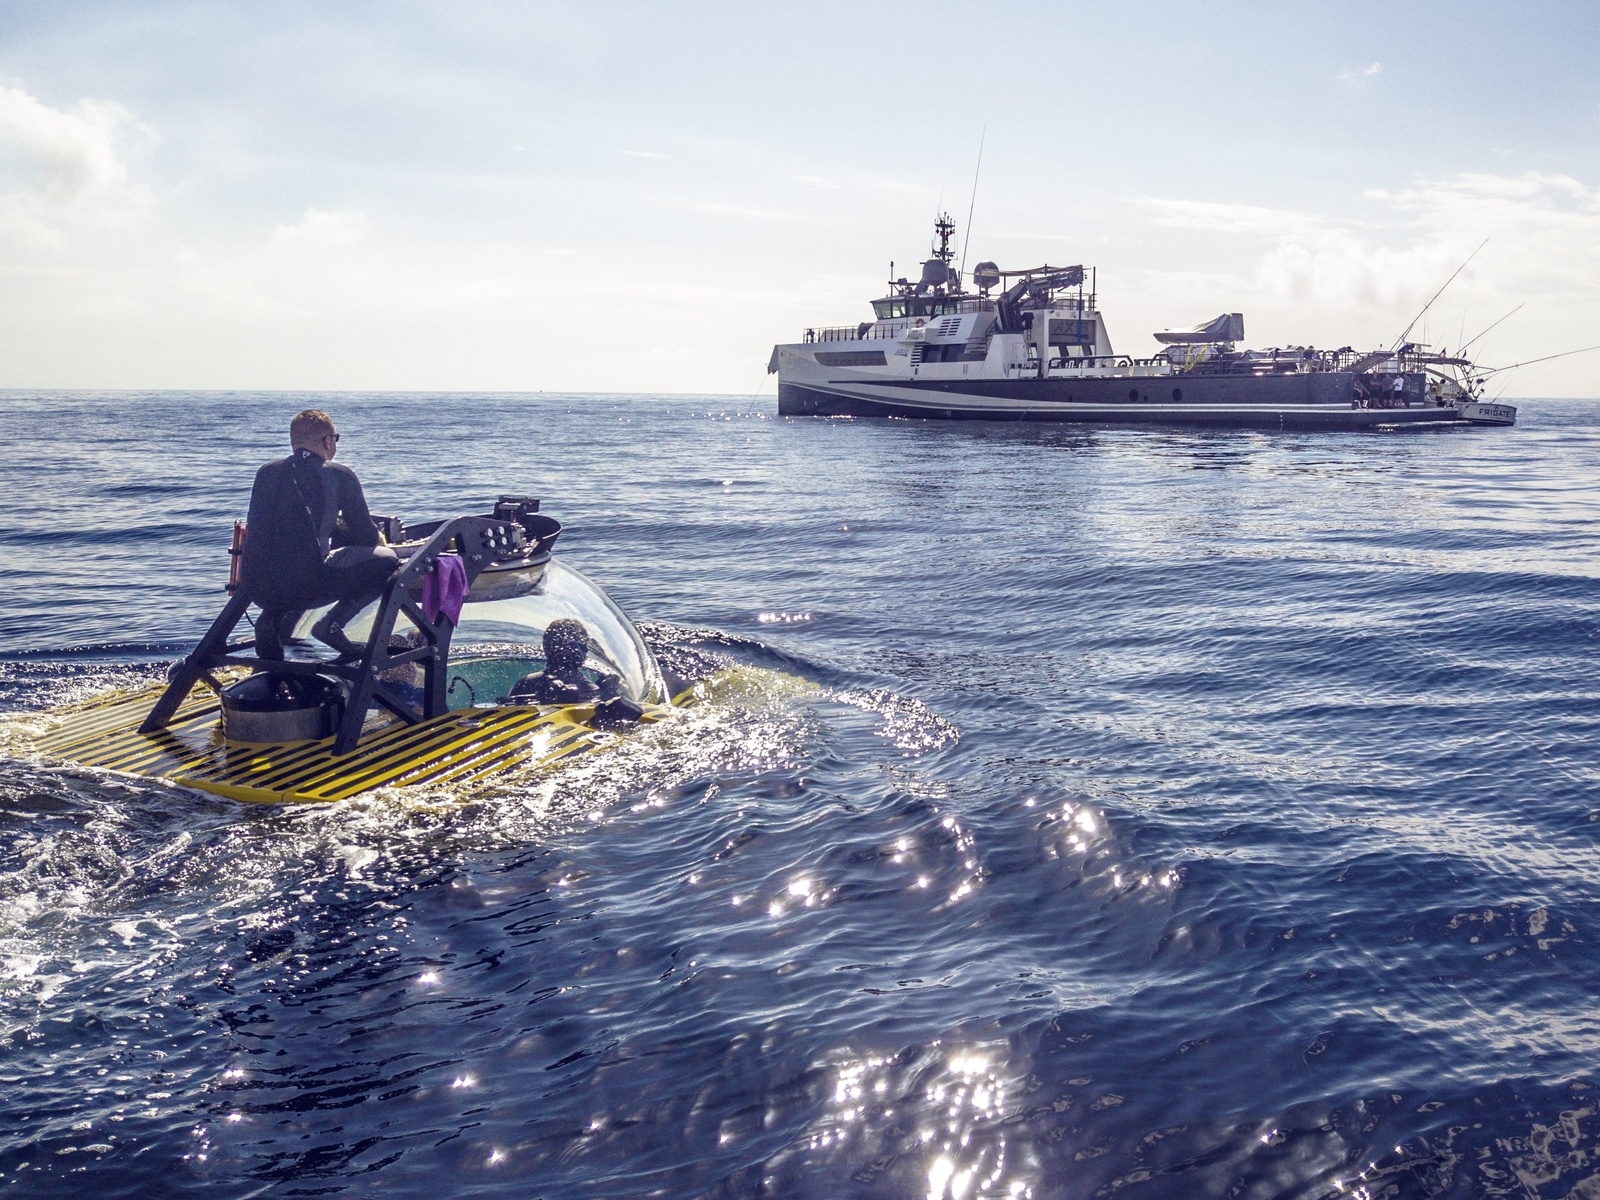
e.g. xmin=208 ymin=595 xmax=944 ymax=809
xmin=342 ymin=559 xmax=665 ymax=707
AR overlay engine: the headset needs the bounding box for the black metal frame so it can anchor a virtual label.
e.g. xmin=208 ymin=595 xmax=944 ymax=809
xmin=140 ymin=515 xmax=541 ymax=755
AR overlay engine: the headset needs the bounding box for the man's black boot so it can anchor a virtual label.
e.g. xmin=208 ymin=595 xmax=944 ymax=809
xmin=255 ymin=610 xmax=284 ymax=661
xmin=311 ymin=603 xmax=364 ymax=661
xmin=277 ymin=609 xmax=308 ymax=646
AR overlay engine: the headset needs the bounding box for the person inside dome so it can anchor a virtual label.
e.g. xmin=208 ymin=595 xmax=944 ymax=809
xmin=506 ymin=618 xmax=622 ymax=704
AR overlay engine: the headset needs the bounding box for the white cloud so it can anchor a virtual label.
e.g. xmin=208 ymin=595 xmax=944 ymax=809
xmin=621 ymin=148 xmax=668 ymax=160
xmin=1337 ymin=61 xmax=1382 ymax=84
xmin=1138 ymin=173 xmax=1600 ymax=308
xmin=1359 ymin=173 xmax=1600 ymax=300
xmin=269 ymin=207 xmax=369 ymax=247
xmin=0 ymin=84 xmax=152 ymax=246
xmin=0 ymin=85 xmax=140 ymax=200
xmin=1137 ymin=196 xmax=1436 ymax=308
xmin=1139 ymin=198 xmax=1331 ymax=240
xmin=695 ymin=201 xmax=793 ymax=219
xmin=1125 ymin=173 xmax=1600 ymax=389
xmin=149 ymin=207 xmax=378 ymax=321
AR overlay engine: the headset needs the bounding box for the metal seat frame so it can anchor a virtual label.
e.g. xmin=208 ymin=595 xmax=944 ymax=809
xmin=140 ymin=515 xmax=539 ymax=755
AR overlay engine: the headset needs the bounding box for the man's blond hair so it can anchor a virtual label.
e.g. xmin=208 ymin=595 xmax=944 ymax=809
xmin=289 ymin=409 xmax=337 ymax=450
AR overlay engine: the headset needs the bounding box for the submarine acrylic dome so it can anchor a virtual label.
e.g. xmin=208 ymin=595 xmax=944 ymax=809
xmin=343 ymin=558 xmax=668 ymax=709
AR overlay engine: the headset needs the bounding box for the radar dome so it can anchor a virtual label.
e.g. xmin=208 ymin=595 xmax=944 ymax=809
xmin=973 ymin=261 xmax=1001 ymax=291
xmin=919 ymin=259 xmax=951 ymax=288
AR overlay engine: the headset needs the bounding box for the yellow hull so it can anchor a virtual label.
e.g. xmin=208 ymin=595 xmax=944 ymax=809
xmin=27 ymin=682 xmax=662 ymax=805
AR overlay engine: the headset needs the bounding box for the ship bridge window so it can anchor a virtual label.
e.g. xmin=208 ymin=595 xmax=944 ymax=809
xmin=874 ymin=297 xmax=968 ymax=320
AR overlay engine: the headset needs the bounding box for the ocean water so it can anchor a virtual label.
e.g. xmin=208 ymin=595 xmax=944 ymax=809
xmin=1 ymin=391 xmax=1598 ymax=1199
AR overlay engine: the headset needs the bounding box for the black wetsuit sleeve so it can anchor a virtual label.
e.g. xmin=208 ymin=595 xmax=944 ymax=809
xmin=332 ymin=465 xmax=380 ymax=548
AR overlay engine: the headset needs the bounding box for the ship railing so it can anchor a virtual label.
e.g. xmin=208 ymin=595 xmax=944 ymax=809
xmin=1041 ymin=355 xmax=1155 ymax=370
xmin=806 ymin=323 xmax=923 ymax=342
xmin=1030 ymin=355 xmax=1171 ymax=374
xmin=805 ymin=325 xmax=865 ymax=344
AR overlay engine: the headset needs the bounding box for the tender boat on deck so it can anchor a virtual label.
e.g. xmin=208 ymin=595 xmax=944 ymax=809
xmin=769 ymin=215 xmax=1517 ymax=431
xmin=27 ymin=497 xmax=689 ymax=804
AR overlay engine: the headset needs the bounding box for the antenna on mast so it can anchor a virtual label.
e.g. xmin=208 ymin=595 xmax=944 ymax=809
xmin=1390 ymin=237 xmax=1489 ymax=352
xmin=959 ymin=126 xmax=986 ymax=279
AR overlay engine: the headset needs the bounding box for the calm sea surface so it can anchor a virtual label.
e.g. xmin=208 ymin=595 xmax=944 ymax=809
xmin=1 ymin=391 xmax=1598 ymax=1198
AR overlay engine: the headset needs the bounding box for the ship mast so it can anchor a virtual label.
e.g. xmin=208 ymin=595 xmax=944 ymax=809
xmin=930 ymin=212 xmax=962 ymax=295
xmin=932 ymin=213 xmax=956 ymax=265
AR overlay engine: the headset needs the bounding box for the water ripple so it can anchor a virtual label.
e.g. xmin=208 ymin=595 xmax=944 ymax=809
xmin=1 ymin=393 xmax=1598 ymax=1196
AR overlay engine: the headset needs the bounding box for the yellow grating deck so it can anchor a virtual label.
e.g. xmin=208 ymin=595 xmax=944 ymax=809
xmin=27 ymin=683 xmax=645 ymax=804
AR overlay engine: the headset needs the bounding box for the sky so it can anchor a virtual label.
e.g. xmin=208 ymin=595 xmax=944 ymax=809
xmin=0 ymin=0 xmax=1597 ymax=396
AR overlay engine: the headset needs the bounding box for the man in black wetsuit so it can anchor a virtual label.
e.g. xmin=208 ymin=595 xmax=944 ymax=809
xmin=240 ymin=409 xmax=398 ymax=660
xmin=506 ymin=619 xmax=610 ymax=704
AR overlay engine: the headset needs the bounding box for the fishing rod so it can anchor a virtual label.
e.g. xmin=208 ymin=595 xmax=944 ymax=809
xmin=1390 ymin=237 xmax=1490 ymax=352
xmin=959 ymin=126 xmax=986 ymax=280
xmin=1478 ymin=344 xmax=1600 ymax=375
xmin=1458 ymin=303 xmax=1524 ymax=356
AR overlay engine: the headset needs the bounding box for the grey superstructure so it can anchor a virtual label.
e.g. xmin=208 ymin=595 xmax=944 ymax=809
xmin=769 ymin=216 xmax=1516 ymax=430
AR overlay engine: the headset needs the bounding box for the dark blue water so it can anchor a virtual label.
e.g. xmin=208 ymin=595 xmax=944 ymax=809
xmin=2 ymin=391 xmax=1599 ymax=1198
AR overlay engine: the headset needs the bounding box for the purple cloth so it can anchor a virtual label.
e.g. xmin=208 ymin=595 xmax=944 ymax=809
xmin=422 ymin=553 xmax=469 ymax=625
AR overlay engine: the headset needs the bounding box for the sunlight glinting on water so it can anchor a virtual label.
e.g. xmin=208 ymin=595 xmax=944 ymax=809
xmin=798 ymin=1042 xmax=1034 ymax=1200
xmin=3 ymin=396 xmax=1600 ymax=1196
